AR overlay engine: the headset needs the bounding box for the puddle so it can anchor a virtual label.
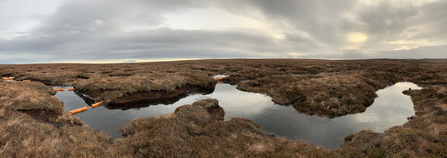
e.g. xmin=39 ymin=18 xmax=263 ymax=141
xmin=53 ymin=82 xmax=422 ymax=149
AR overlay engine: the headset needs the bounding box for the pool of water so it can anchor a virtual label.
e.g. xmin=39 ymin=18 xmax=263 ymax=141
xmin=53 ymin=82 xmax=422 ymax=149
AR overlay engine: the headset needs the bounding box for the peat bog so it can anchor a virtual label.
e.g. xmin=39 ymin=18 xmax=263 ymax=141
xmin=1 ymin=59 xmax=447 ymax=157
xmin=53 ymin=81 xmax=423 ymax=149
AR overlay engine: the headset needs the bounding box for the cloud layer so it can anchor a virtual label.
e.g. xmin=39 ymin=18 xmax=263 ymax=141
xmin=1 ymin=0 xmax=446 ymax=63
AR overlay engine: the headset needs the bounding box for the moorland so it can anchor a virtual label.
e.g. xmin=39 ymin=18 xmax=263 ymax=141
xmin=1 ymin=59 xmax=447 ymax=157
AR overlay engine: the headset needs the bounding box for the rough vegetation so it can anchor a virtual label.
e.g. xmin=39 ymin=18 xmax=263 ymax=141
xmin=0 ymin=83 xmax=334 ymax=157
xmin=108 ymin=99 xmax=334 ymax=157
xmin=0 ymin=81 xmax=111 ymax=157
xmin=3 ymin=59 xmax=447 ymax=116
xmin=72 ymin=72 xmax=216 ymax=105
xmin=1 ymin=65 xmax=447 ymax=157
xmin=238 ymin=71 xmax=399 ymax=117
xmin=336 ymin=85 xmax=447 ymax=157
xmin=0 ymin=82 xmax=62 ymax=113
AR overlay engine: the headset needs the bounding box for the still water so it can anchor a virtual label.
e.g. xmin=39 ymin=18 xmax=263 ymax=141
xmin=53 ymin=82 xmax=422 ymax=149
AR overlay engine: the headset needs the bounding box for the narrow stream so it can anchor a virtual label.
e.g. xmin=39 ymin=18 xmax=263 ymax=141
xmin=53 ymin=82 xmax=422 ymax=149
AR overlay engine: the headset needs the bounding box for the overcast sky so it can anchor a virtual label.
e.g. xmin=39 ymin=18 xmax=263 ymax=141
xmin=1 ymin=0 xmax=446 ymax=64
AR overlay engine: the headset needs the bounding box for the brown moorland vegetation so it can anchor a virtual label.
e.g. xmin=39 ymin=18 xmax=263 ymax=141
xmin=1 ymin=75 xmax=447 ymax=157
xmin=0 ymin=82 xmax=335 ymax=157
xmin=107 ymin=99 xmax=335 ymax=157
xmin=2 ymin=59 xmax=447 ymax=116
xmin=0 ymin=82 xmax=111 ymax=157
xmin=336 ymin=85 xmax=447 ymax=157
xmin=0 ymin=82 xmax=62 ymax=113
xmin=237 ymin=71 xmax=399 ymax=117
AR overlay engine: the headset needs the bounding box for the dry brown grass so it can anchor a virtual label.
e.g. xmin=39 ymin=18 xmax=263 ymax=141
xmin=72 ymin=71 xmax=215 ymax=104
xmin=0 ymin=82 xmax=111 ymax=157
xmin=3 ymin=59 xmax=446 ymax=116
xmin=237 ymin=71 xmax=397 ymax=117
xmin=107 ymin=99 xmax=336 ymax=157
xmin=0 ymin=77 xmax=447 ymax=157
xmin=0 ymin=109 xmax=111 ymax=157
xmin=337 ymin=85 xmax=447 ymax=158
xmin=0 ymin=82 xmax=63 ymax=113
xmin=2 ymin=60 xmax=447 ymax=122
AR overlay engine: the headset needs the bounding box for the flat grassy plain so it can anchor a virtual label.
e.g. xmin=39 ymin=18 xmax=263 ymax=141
xmin=1 ymin=59 xmax=447 ymax=157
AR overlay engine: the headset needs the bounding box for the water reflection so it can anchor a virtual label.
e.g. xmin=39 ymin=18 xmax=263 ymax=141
xmin=53 ymin=82 xmax=422 ymax=149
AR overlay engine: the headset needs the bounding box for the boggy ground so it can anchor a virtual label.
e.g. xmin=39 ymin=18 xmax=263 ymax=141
xmin=237 ymin=71 xmax=397 ymax=117
xmin=338 ymin=84 xmax=447 ymax=157
xmin=1 ymin=81 xmax=335 ymax=157
xmin=2 ymin=59 xmax=447 ymax=117
xmin=1 ymin=80 xmax=447 ymax=157
xmin=0 ymin=82 xmax=111 ymax=157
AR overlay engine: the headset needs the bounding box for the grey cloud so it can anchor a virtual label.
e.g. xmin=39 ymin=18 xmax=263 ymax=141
xmin=220 ymin=0 xmax=359 ymax=47
xmin=354 ymin=1 xmax=447 ymax=47
xmin=224 ymin=0 xmax=447 ymax=52
xmin=409 ymin=1 xmax=447 ymax=41
xmin=1 ymin=0 xmax=447 ymax=64
xmin=31 ymin=0 xmax=212 ymax=38
xmin=309 ymin=45 xmax=447 ymax=59
xmin=357 ymin=2 xmax=419 ymax=36
xmin=0 ymin=28 xmax=286 ymax=64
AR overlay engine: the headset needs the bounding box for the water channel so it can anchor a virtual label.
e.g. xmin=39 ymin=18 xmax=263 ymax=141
xmin=53 ymin=81 xmax=422 ymax=149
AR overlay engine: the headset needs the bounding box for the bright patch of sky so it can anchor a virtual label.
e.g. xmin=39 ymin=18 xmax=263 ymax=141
xmin=162 ymin=7 xmax=285 ymax=39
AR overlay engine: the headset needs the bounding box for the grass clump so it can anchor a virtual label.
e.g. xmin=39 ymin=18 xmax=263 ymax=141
xmin=238 ymin=73 xmax=381 ymax=117
xmin=109 ymin=99 xmax=336 ymax=157
xmin=0 ymin=109 xmax=111 ymax=157
xmin=0 ymin=82 xmax=111 ymax=157
xmin=0 ymin=82 xmax=62 ymax=113
xmin=72 ymin=71 xmax=215 ymax=104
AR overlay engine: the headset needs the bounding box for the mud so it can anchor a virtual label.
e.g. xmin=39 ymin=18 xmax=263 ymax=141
xmin=17 ymin=109 xmax=60 ymax=124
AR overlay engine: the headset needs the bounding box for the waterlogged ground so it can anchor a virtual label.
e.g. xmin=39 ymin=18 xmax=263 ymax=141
xmin=54 ymin=82 xmax=422 ymax=149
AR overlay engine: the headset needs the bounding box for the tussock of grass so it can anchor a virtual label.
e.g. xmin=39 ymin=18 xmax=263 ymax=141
xmin=55 ymin=112 xmax=84 ymax=126
xmin=0 ymin=109 xmax=110 ymax=157
xmin=109 ymin=99 xmax=335 ymax=157
xmin=72 ymin=72 xmax=215 ymax=104
xmin=0 ymin=82 xmax=63 ymax=113
xmin=0 ymin=81 xmax=110 ymax=157
xmin=238 ymin=72 xmax=386 ymax=117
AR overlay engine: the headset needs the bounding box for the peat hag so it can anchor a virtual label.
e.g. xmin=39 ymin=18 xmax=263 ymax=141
xmin=54 ymin=81 xmax=422 ymax=149
xmin=2 ymin=59 xmax=447 ymax=157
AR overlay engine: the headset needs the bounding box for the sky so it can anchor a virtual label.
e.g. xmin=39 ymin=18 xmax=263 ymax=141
xmin=1 ymin=0 xmax=447 ymax=64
